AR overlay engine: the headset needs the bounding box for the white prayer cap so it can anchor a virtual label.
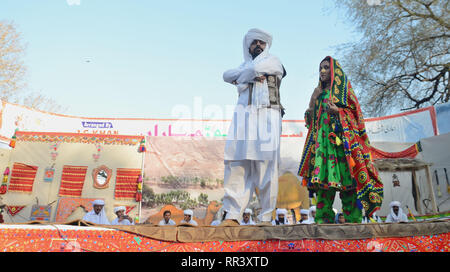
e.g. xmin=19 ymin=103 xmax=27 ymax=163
xmin=92 ymin=199 xmax=105 ymax=206
xmin=244 ymin=208 xmax=253 ymax=215
xmin=300 ymin=209 xmax=309 ymax=215
xmin=114 ymin=206 xmax=126 ymax=214
xmin=309 ymin=206 xmax=316 ymax=212
xmin=276 ymin=208 xmax=287 ymax=216
xmin=183 ymin=209 xmax=193 ymax=216
xmin=390 ymin=201 xmax=401 ymax=208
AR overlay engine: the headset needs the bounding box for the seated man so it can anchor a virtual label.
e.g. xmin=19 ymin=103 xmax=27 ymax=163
xmin=82 ymin=199 xmax=110 ymax=225
xmin=297 ymin=209 xmax=310 ymax=224
xmin=179 ymin=209 xmax=198 ymax=226
xmin=211 ymin=209 xmax=227 ymax=226
xmin=158 ymin=210 xmax=176 ymax=226
xmin=240 ymin=208 xmax=256 ymax=225
xmin=111 ymin=206 xmax=134 ymax=225
xmin=307 ymin=206 xmax=316 ymax=224
xmin=385 ymin=201 xmax=408 ymax=223
xmin=271 ymin=208 xmax=290 ymax=225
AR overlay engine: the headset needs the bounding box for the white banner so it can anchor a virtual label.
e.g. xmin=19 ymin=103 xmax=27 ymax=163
xmin=0 ymin=100 xmax=438 ymax=149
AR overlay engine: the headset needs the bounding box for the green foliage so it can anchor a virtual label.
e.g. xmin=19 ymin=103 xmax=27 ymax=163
xmin=197 ymin=193 xmax=209 ymax=206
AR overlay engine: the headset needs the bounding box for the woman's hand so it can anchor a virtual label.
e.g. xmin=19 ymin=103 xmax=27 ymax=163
xmin=326 ymin=100 xmax=339 ymax=115
xmin=312 ymin=86 xmax=323 ymax=99
xmin=308 ymin=86 xmax=323 ymax=110
xmin=305 ymin=107 xmax=312 ymax=116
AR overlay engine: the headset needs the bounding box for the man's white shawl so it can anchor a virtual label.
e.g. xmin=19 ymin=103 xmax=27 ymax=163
xmin=271 ymin=208 xmax=290 ymax=225
xmin=240 ymin=208 xmax=256 ymax=225
xmin=223 ymin=28 xmax=284 ymax=161
xmin=385 ymin=201 xmax=408 ymax=223
xmin=298 ymin=209 xmax=312 ymax=224
xmin=82 ymin=199 xmax=110 ymax=225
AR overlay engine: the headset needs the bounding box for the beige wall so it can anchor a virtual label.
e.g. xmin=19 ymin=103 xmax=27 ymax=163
xmin=1 ymin=140 xmax=143 ymax=223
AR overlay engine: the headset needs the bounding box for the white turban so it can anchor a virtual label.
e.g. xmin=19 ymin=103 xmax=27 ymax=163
xmin=114 ymin=206 xmax=126 ymax=214
xmin=243 ymin=28 xmax=273 ymax=62
xmin=387 ymin=201 xmax=408 ymax=223
xmin=184 ymin=209 xmax=193 ymax=216
xmin=92 ymin=199 xmax=105 ymax=206
xmin=276 ymin=208 xmax=287 ymax=216
xmin=241 ymin=208 xmax=255 ymax=225
xmin=83 ymin=199 xmax=110 ymax=225
xmin=300 ymin=209 xmax=309 ymax=215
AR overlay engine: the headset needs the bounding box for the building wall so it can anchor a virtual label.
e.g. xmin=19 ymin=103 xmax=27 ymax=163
xmin=1 ymin=136 xmax=143 ymax=223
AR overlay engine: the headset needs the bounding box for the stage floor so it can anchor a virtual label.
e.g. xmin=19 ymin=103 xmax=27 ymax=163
xmin=0 ymin=220 xmax=448 ymax=252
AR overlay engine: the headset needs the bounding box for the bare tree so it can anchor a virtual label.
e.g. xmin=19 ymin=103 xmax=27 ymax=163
xmin=22 ymin=91 xmax=68 ymax=114
xmin=0 ymin=20 xmax=66 ymax=113
xmin=333 ymin=0 xmax=449 ymax=116
xmin=0 ymin=20 xmax=27 ymax=102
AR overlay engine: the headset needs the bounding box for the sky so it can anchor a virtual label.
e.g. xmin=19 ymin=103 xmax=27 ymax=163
xmin=0 ymin=0 xmax=362 ymax=120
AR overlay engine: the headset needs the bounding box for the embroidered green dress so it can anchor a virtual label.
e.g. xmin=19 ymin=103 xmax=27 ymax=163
xmin=311 ymin=88 xmax=353 ymax=190
xmin=308 ymin=88 xmax=361 ymax=223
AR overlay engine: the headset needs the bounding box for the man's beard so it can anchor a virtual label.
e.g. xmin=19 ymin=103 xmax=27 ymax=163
xmin=250 ymin=46 xmax=263 ymax=59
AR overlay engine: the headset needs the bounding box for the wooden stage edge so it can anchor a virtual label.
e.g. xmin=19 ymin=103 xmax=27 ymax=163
xmin=0 ymin=219 xmax=448 ymax=252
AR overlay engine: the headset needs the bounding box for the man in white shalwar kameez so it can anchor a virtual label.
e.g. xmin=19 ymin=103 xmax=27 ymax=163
xmin=271 ymin=208 xmax=290 ymax=225
xmin=179 ymin=209 xmax=198 ymax=226
xmin=385 ymin=201 xmax=408 ymax=223
xmin=159 ymin=210 xmax=176 ymax=226
xmin=111 ymin=206 xmax=134 ymax=225
xmin=240 ymin=208 xmax=256 ymax=225
xmin=82 ymin=199 xmax=110 ymax=225
xmin=222 ymin=28 xmax=286 ymax=224
xmin=297 ymin=209 xmax=310 ymax=224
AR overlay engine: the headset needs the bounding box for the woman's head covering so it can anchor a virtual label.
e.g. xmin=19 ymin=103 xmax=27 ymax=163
xmin=243 ymin=28 xmax=272 ymax=62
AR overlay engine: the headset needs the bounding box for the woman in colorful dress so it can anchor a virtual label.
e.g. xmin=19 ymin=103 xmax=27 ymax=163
xmin=298 ymin=56 xmax=383 ymax=224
